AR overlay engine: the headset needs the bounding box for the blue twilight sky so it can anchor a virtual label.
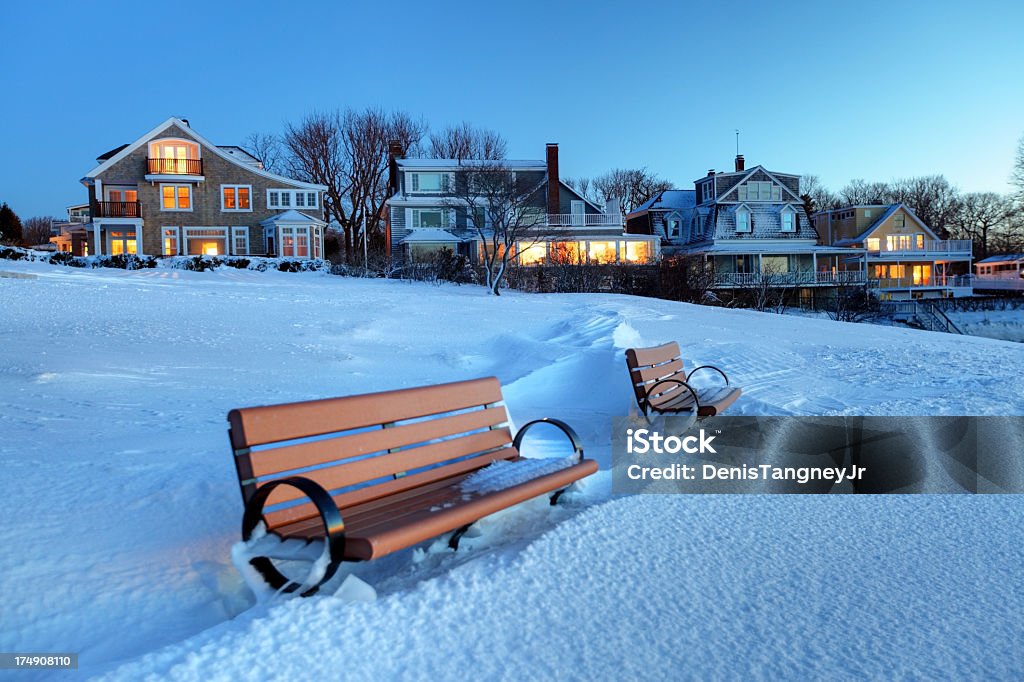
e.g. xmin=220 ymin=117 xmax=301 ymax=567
xmin=1 ymin=0 xmax=1022 ymax=217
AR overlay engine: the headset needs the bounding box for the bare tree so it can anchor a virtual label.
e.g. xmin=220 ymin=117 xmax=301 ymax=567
xmin=446 ymin=162 xmax=549 ymax=295
xmin=563 ymin=176 xmax=602 ymax=205
xmin=429 ymin=122 xmax=506 ymax=161
xmin=1012 ymin=134 xmax=1024 ymax=205
xmin=591 ymin=168 xmax=674 ymax=214
xmin=659 ymin=254 xmax=716 ymax=304
xmin=799 ymin=174 xmax=839 ymax=215
xmin=284 ymin=108 xmax=426 ymax=262
xmin=243 ymin=132 xmax=286 ymax=174
xmin=887 ymin=175 xmax=961 ymax=236
xmin=22 ymin=216 xmax=57 ymax=246
xmin=951 ymin=192 xmax=1012 ymax=258
xmin=838 ymin=179 xmax=891 ymax=206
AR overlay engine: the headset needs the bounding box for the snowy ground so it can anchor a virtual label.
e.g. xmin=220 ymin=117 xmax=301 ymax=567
xmin=1 ymin=260 xmax=1023 ymax=680
xmin=947 ymin=308 xmax=1024 ymax=343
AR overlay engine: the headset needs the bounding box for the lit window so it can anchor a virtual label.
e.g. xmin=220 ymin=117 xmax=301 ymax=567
xmin=222 ymin=185 xmax=251 ymax=211
xmin=163 ymin=228 xmax=179 ymax=255
xmin=624 ymin=241 xmax=650 ymax=262
xmin=183 ymin=228 xmax=228 ymax=255
xmin=866 ymin=238 xmax=880 ymax=252
xmin=916 ymin=234 xmax=924 ymax=249
xmin=109 ymin=230 xmax=137 ymax=255
xmin=161 ymin=184 xmax=191 ymax=210
xmin=517 ymin=242 xmax=546 ymax=264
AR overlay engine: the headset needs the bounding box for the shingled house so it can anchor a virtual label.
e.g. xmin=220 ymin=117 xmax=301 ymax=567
xmin=72 ymin=117 xmax=326 ymax=259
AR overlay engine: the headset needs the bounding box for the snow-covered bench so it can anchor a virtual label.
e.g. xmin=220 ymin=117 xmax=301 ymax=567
xmin=227 ymin=377 xmax=597 ymax=596
xmin=625 ymin=342 xmax=742 ymax=418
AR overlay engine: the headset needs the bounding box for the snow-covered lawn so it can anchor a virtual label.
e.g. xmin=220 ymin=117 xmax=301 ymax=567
xmin=1 ymin=260 xmax=1023 ymax=679
xmin=947 ymin=308 xmax=1024 ymax=343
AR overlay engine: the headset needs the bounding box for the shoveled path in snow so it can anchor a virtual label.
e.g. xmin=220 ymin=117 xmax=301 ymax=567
xmin=102 ymin=495 xmax=1024 ymax=680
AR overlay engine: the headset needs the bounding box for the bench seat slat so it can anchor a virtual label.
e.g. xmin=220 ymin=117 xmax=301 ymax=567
xmin=625 ymin=342 xmax=680 ymax=367
xmin=229 ymin=377 xmax=503 ymax=448
xmin=247 ymin=406 xmax=509 ymax=478
xmin=275 ymin=459 xmax=599 ymax=560
xmin=261 ymin=428 xmax=514 ymax=507
xmin=263 ymin=447 xmax=519 ymax=528
xmin=629 ymin=358 xmax=685 ymax=384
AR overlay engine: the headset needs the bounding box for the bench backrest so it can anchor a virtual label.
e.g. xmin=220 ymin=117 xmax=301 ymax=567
xmin=228 ymin=377 xmax=516 ymax=530
xmin=624 ymin=342 xmax=687 ymax=411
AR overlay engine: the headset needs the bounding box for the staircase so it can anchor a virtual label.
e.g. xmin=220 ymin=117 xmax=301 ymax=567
xmin=880 ymin=301 xmax=963 ymax=334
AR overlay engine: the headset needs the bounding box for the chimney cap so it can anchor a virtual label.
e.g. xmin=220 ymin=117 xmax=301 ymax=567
xmin=707 ymin=169 xmax=715 ymax=176
xmin=546 ymin=142 xmax=558 ymax=148
xmin=180 ymin=118 xmax=190 ymax=127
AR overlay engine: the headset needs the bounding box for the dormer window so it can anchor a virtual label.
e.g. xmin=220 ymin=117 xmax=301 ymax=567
xmin=700 ymin=181 xmax=715 ymax=203
xmin=735 ymin=205 xmax=751 ymax=233
xmin=780 ymin=205 xmax=797 ymax=232
xmin=666 ymin=212 xmax=682 ymax=238
xmin=148 ymin=139 xmax=201 ymax=175
xmin=737 ymin=181 xmax=782 ymax=202
xmin=408 ymin=172 xmax=451 ymax=193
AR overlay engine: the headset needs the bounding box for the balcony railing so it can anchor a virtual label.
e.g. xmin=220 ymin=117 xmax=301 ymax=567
xmin=868 ymin=274 xmax=974 ymax=290
xmin=868 ymin=239 xmax=972 ymax=257
xmin=94 ymin=201 xmax=141 ymax=218
xmin=146 ymin=157 xmax=203 ymax=175
xmin=714 ymin=271 xmax=867 ymax=287
xmin=972 ymin=275 xmax=1024 ymax=291
xmin=546 ymin=213 xmax=622 ymax=228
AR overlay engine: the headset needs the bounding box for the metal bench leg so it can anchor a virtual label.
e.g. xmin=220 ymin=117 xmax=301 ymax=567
xmin=448 ymin=523 xmax=473 ymax=550
xmin=550 ymin=488 xmax=570 ymax=505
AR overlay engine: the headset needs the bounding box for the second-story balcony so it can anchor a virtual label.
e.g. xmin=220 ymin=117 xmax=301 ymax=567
xmin=146 ymin=157 xmax=204 ymax=176
xmin=714 ymin=270 xmax=867 ymax=287
xmin=867 ymin=239 xmax=972 ymax=258
xmin=94 ymin=201 xmax=142 ymax=218
xmin=546 ymin=213 xmax=623 ymax=228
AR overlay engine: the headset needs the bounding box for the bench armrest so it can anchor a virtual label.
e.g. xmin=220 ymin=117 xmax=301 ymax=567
xmin=642 ymin=378 xmax=700 ymax=416
xmin=686 ymin=365 xmax=730 ymax=385
xmin=242 ymin=476 xmax=346 ymax=597
xmin=513 ymin=418 xmax=584 ymax=462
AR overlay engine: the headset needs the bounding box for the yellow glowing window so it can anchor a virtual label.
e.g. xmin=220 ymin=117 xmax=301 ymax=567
xmin=517 ymin=242 xmax=546 ymax=265
xmin=623 ymin=241 xmax=650 ymax=263
xmin=875 ymin=265 xmax=886 ymax=278
xmin=162 ymin=184 xmax=191 ymax=210
xmin=223 ymin=185 xmax=251 ymax=210
xmin=109 ymin=231 xmax=137 ymax=256
xmin=888 ymin=265 xmax=905 ymax=278
xmin=916 ymin=234 xmax=924 ymax=248
xmin=866 ymin=238 xmax=880 ymax=252
xmin=588 ymin=241 xmax=617 ymax=264
xmin=203 ymin=242 xmax=219 ymax=256
xmin=549 ymin=241 xmax=584 ymax=264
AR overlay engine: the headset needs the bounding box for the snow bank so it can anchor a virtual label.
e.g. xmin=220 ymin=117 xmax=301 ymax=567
xmin=2 ymin=259 xmax=1023 ymax=678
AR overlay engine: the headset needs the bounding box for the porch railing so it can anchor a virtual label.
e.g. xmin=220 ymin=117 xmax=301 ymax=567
xmin=94 ymin=201 xmax=142 ymax=218
xmin=868 ymin=274 xmax=975 ymax=289
xmin=146 ymin=157 xmax=203 ymax=175
xmin=545 ymin=213 xmax=622 ymax=227
xmin=868 ymin=239 xmax=972 ymax=256
xmin=714 ymin=270 xmax=867 ymax=287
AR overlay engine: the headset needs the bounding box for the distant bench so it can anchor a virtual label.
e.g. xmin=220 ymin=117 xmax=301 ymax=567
xmin=625 ymin=342 xmax=742 ymax=419
xmin=228 ymin=377 xmax=598 ymax=596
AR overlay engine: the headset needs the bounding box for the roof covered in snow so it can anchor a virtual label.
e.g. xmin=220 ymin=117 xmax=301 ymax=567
xmin=259 ymin=210 xmax=325 ymax=226
xmin=976 ymin=254 xmax=1024 ymax=264
xmin=398 ymin=229 xmax=463 ymax=244
xmin=396 ymin=158 xmax=546 ymax=170
xmin=629 ymin=190 xmax=696 ymax=215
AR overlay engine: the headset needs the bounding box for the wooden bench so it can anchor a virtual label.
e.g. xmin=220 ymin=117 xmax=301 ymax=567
xmin=625 ymin=342 xmax=742 ymax=419
xmin=228 ymin=376 xmax=598 ymax=596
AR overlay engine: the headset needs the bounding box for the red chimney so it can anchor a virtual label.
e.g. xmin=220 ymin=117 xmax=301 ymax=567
xmin=546 ymin=143 xmax=560 ymax=215
xmin=735 ymin=155 xmax=745 ymax=172
xmin=388 ymin=140 xmax=403 ymax=195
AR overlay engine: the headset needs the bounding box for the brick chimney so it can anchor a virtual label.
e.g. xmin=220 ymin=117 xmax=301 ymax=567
xmin=546 ymin=143 xmax=560 ymax=215
xmin=387 ymin=140 xmax=403 ymax=195
xmin=735 ymin=154 xmax=745 ymax=172
xmin=707 ymin=169 xmax=715 ymax=177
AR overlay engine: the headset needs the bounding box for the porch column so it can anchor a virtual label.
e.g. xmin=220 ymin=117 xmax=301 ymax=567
xmin=135 ymin=222 xmax=144 ymax=256
xmin=93 ymin=222 xmax=102 ymax=256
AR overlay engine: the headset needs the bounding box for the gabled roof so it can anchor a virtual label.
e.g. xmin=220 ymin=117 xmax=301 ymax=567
xmin=713 ymin=165 xmax=804 ymax=204
xmin=259 ymin=210 xmax=325 ymax=226
xmin=976 ymin=254 xmax=1024 ymax=264
xmin=97 ymin=144 xmax=129 ymax=162
xmin=82 ymin=118 xmax=326 ymax=190
xmin=628 ymin=189 xmax=696 ymax=216
xmin=558 ymin=180 xmax=603 ymax=212
xmin=850 ymin=203 xmax=938 ymax=242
